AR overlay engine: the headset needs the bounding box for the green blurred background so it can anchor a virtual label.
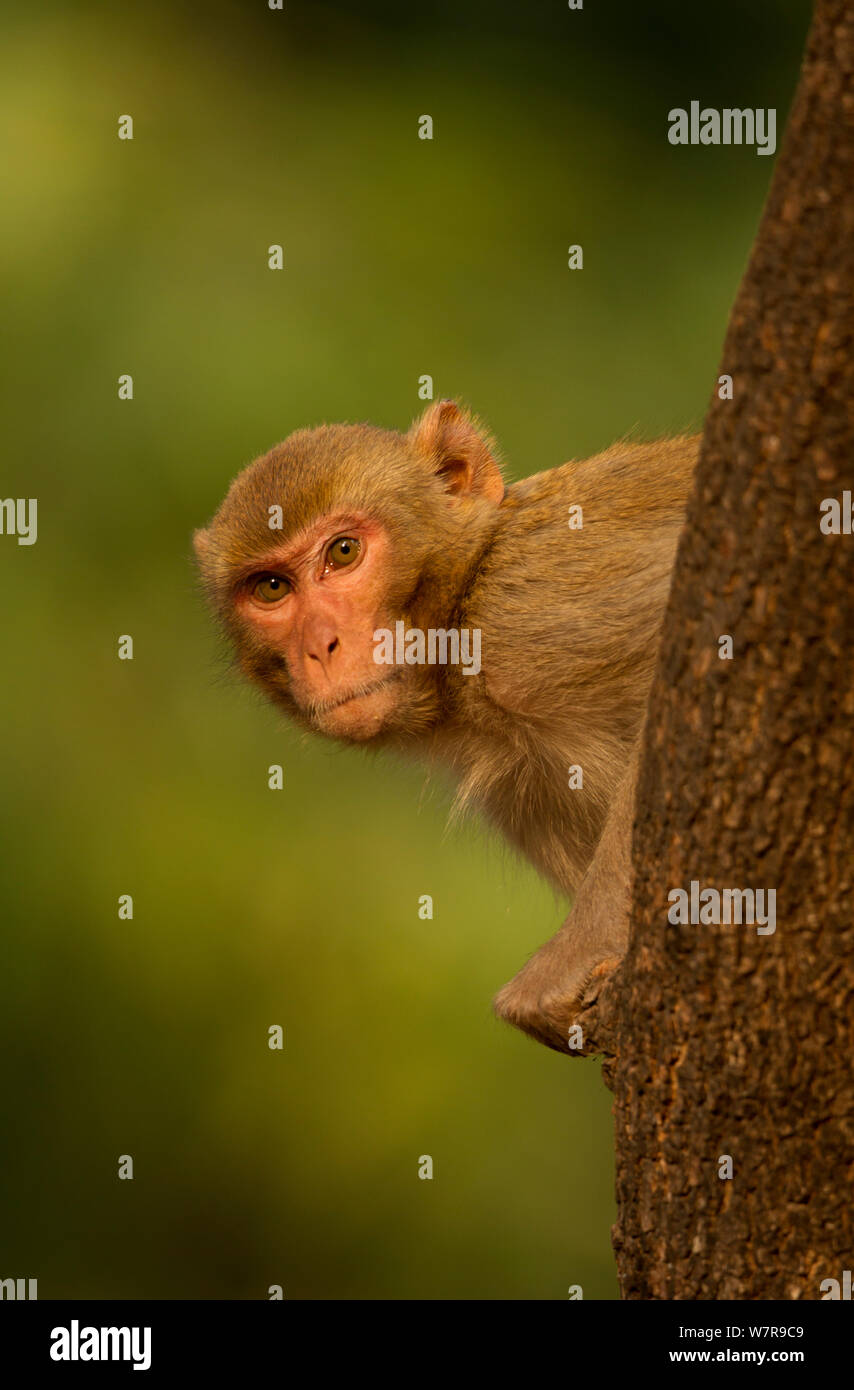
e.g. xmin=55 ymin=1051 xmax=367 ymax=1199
xmin=0 ymin=0 xmax=810 ymax=1299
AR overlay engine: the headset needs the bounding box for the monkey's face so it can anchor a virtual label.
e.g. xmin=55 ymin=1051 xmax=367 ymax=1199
xmin=194 ymin=402 xmax=506 ymax=744
xmin=224 ymin=510 xmax=436 ymax=742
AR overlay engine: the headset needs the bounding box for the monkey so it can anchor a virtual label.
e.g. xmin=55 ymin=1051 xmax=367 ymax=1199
xmin=194 ymin=400 xmax=698 ymax=1052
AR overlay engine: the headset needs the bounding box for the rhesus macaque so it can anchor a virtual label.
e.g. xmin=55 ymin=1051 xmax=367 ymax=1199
xmin=195 ymin=402 xmax=698 ymax=1052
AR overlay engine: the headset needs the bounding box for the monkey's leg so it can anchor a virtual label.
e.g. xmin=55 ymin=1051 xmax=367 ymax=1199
xmin=493 ymin=744 xmax=639 ymax=1053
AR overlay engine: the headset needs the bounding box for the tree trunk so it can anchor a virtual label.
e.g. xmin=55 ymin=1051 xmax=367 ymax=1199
xmin=602 ymin=0 xmax=854 ymax=1298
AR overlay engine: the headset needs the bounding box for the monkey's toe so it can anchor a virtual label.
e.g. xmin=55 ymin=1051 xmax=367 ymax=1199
xmin=493 ymin=978 xmax=583 ymax=1054
xmin=494 ymin=954 xmax=622 ymax=1055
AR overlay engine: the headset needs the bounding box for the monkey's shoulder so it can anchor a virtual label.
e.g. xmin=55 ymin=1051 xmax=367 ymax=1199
xmin=458 ymin=438 xmax=698 ymax=717
xmin=503 ymin=435 xmax=698 ymax=519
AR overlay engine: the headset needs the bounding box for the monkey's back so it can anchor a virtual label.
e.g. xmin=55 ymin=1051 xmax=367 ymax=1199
xmin=436 ymin=435 xmax=699 ymax=891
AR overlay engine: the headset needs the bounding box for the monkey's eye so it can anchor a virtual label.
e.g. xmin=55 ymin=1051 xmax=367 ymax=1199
xmin=251 ymin=574 xmax=291 ymax=604
xmin=325 ymin=536 xmax=361 ymax=569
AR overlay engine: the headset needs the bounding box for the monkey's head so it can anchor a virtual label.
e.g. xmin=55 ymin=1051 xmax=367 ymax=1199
xmin=194 ymin=401 xmax=505 ymax=743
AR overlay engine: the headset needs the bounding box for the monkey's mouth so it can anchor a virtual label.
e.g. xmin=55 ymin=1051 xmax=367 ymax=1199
xmin=307 ymin=671 xmax=403 ymax=717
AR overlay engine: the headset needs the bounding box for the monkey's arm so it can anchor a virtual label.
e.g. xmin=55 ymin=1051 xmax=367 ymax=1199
xmin=493 ymin=740 xmax=639 ymax=1053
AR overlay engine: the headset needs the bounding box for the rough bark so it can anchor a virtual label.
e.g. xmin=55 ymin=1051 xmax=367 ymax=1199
xmin=598 ymin=0 xmax=854 ymax=1298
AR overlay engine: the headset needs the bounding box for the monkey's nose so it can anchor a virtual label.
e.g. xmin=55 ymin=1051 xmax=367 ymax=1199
xmin=308 ymin=638 xmax=339 ymax=660
xmin=305 ymin=632 xmax=340 ymax=676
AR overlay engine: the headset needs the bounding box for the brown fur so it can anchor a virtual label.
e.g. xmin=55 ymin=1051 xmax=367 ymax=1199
xmin=195 ymin=402 xmax=698 ymax=1050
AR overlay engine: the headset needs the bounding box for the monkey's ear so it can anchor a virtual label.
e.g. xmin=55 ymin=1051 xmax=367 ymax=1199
xmin=409 ymin=400 xmax=505 ymax=504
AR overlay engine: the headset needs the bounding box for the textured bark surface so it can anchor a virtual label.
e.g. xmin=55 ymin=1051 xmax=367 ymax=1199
xmin=605 ymin=0 xmax=854 ymax=1298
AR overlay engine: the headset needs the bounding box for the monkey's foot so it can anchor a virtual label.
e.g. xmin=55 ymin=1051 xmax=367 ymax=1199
xmin=493 ymin=955 xmax=621 ymax=1055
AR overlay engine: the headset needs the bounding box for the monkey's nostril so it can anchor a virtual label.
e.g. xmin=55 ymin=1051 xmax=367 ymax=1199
xmin=327 ymin=638 xmax=339 ymax=655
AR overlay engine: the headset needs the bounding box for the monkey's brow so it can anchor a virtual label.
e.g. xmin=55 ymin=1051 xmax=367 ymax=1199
xmin=229 ymin=552 xmax=297 ymax=586
xmin=232 ymin=513 xmax=370 ymax=580
xmin=228 ymin=513 xmax=369 ymax=588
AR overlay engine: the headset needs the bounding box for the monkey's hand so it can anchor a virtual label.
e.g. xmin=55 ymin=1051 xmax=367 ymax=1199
xmin=494 ymin=744 xmax=638 ymax=1053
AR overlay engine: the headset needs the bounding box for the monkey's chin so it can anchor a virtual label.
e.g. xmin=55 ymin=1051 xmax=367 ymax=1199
xmin=309 ymin=678 xmax=403 ymax=742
